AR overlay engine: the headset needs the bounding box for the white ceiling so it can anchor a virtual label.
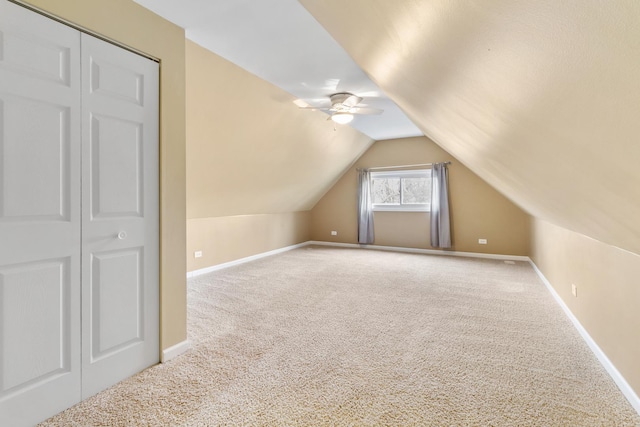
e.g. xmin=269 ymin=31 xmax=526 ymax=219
xmin=132 ymin=0 xmax=422 ymax=141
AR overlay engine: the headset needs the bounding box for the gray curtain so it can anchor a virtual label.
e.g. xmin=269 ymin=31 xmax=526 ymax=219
xmin=357 ymin=169 xmax=374 ymax=244
xmin=430 ymin=163 xmax=451 ymax=248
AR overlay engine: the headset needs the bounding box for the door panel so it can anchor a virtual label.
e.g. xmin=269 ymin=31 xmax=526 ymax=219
xmin=0 ymin=26 xmax=73 ymax=87
xmin=91 ymin=247 xmax=144 ymax=359
xmin=0 ymin=1 xmax=81 ymax=426
xmin=91 ymin=114 xmax=144 ymax=218
xmin=81 ymin=33 xmax=159 ymax=399
xmin=1 ymin=96 xmax=71 ymax=220
xmin=89 ymin=59 xmax=144 ymax=105
xmin=0 ymin=258 xmax=72 ymax=391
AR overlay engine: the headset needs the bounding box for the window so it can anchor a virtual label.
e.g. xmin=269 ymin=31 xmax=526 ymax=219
xmin=371 ymin=169 xmax=432 ymax=211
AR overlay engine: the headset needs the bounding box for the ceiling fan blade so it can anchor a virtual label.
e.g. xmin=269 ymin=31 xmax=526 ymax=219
xmin=352 ymin=107 xmax=383 ymax=115
xmin=294 ymin=98 xmax=332 ymax=108
xmin=298 ymin=106 xmax=331 ymax=111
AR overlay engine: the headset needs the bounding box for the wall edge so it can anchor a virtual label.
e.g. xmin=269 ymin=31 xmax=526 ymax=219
xmin=529 ymin=259 xmax=640 ymax=415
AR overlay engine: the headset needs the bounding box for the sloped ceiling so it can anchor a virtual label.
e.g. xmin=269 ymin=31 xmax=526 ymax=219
xmin=301 ymin=0 xmax=640 ymax=256
xmin=132 ymin=0 xmax=422 ymax=141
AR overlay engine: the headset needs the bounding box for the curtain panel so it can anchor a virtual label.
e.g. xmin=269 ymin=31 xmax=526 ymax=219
xmin=430 ymin=163 xmax=451 ymax=248
xmin=357 ymin=169 xmax=374 ymax=244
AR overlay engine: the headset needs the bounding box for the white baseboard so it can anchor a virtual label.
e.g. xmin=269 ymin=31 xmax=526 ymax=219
xmin=307 ymin=240 xmax=531 ymax=262
xmin=529 ymin=260 xmax=640 ymax=415
xmin=187 ymin=241 xmax=529 ymax=280
xmin=187 ymin=241 xmax=309 ymax=278
xmin=161 ymin=340 xmax=190 ymax=363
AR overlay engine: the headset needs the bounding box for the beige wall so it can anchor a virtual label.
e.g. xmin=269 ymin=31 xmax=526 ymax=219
xmin=530 ymin=218 xmax=640 ymax=396
xmin=311 ymin=136 xmax=530 ymax=256
xmin=187 ymin=212 xmax=309 ymax=272
xmin=20 ymin=0 xmax=187 ymax=350
xmin=186 ymin=40 xmax=372 ymax=219
xmin=185 ymin=40 xmax=371 ymax=270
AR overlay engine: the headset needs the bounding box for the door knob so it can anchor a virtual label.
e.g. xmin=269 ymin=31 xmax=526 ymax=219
xmin=117 ymin=231 xmax=127 ymax=240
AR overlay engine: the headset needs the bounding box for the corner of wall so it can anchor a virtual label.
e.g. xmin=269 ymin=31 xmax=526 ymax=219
xmin=186 ymin=212 xmax=311 ymax=272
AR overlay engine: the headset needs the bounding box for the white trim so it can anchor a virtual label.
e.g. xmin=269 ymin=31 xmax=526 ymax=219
xmin=373 ymin=205 xmax=430 ymax=212
xmin=161 ymin=340 xmax=190 ymax=363
xmin=307 ymin=241 xmax=530 ymax=262
xmin=187 ymin=241 xmax=529 ymax=280
xmin=10 ymin=0 xmax=160 ymax=61
xmin=529 ymin=260 xmax=640 ymax=415
xmin=187 ymin=242 xmax=309 ymax=278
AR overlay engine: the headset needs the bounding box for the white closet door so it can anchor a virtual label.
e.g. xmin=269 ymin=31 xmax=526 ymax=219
xmin=0 ymin=1 xmax=82 ymax=426
xmin=80 ymin=34 xmax=159 ymax=398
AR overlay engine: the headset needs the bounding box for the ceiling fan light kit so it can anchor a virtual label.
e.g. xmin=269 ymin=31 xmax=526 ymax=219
xmin=331 ymin=112 xmax=355 ymax=124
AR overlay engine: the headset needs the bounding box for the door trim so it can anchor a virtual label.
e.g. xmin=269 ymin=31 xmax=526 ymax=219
xmin=7 ymin=0 xmax=160 ymax=63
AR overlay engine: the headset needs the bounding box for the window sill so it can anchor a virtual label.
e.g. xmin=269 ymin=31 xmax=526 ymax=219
xmin=373 ymin=207 xmax=430 ymax=213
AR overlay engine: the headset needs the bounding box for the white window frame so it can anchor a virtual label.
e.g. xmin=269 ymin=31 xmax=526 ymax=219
xmin=371 ymin=169 xmax=432 ymax=212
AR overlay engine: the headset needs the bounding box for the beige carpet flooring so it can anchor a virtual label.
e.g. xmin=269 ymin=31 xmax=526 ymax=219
xmin=40 ymin=246 xmax=640 ymax=426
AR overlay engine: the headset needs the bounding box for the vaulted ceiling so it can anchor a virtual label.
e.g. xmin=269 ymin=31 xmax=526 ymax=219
xmin=135 ymin=0 xmax=640 ymax=256
xmin=301 ymin=0 xmax=640 ymax=256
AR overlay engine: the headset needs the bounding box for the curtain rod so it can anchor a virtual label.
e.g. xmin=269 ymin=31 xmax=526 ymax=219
xmin=357 ymin=161 xmax=451 ymax=171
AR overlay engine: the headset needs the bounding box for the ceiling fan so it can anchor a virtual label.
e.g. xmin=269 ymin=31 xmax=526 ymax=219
xmin=299 ymin=92 xmax=383 ymax=124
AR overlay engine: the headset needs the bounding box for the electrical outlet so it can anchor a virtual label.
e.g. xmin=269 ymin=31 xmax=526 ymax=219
xmin=194 ymin=250 xmax=202 ymax=258
xmin=478 ymin=238 xmax=487 ymax=244
xmin=571 ymin=283 xmax=577 ymax=297
xmin=331 ymin=230 xmax=338 ymax=236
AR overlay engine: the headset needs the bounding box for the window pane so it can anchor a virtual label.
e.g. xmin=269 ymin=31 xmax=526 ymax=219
xmin=401 ymin=177 xmax=431 ymax=204
xmin=372 ymin=178 xmax=400 ymax=204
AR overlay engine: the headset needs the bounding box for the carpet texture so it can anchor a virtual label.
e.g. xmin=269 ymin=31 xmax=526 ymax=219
xmin=40 ymin=246 xmax=640 ymax=426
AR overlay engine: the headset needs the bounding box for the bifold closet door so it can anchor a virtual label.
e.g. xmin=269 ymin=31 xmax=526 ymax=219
xmin=0 ymin=1 xmax=160 ymax=425
xmin=0 ymin=1 xmax=82 ymax=426
xmin=80 ymin=34 xmax=159 ymax=399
